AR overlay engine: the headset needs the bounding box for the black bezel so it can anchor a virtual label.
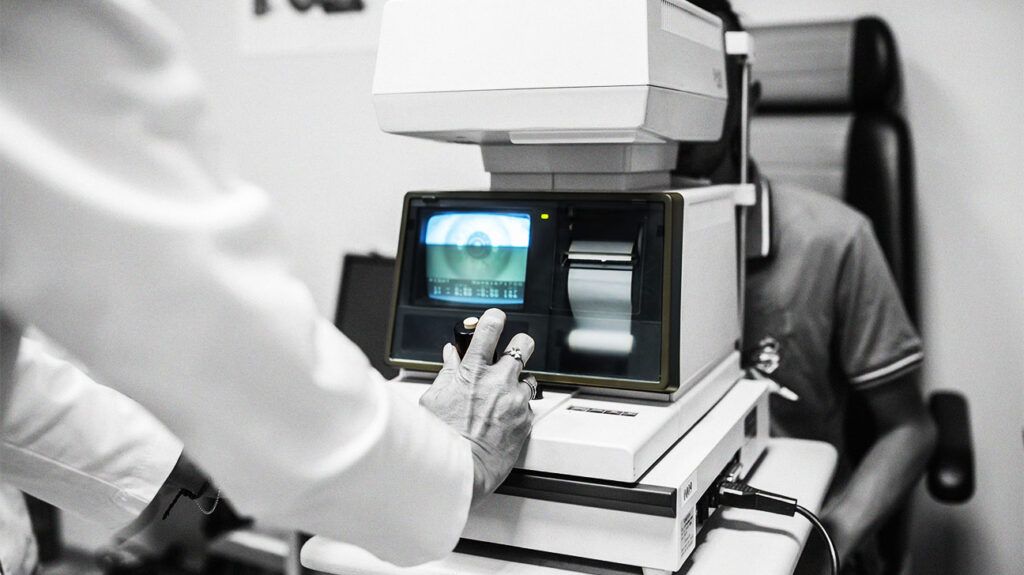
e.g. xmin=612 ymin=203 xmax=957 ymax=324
xmin=385 ymin=191 xmax=683 ymax=394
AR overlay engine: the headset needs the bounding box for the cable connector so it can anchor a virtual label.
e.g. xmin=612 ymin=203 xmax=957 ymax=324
xmin=711 ymin=478 xmax=839 ymax=575
xmin=713 ymin=481 xmax=798 ymax=517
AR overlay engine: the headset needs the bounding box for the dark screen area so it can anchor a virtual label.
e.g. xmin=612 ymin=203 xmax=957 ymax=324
xmin=334 ymin=254 xmax=400 ymax=380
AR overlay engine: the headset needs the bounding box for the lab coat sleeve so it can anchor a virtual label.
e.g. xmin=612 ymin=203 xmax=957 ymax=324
xmin=0 ymin=0 xmax=473 ymax=565
xmin=2 ymin=338 xmax=184 ymax=532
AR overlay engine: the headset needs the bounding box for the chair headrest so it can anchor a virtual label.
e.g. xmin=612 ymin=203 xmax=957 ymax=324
xmin=750 ymin=17 xmax=901 ymax=112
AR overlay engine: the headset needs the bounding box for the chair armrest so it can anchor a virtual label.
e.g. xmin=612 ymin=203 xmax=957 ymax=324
xmin=927 ymin=391 xmax=975 ymax=503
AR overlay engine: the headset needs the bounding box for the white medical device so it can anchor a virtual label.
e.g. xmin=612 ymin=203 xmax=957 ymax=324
xmin=326 ymin=1 xmax=762 ymax=574
xmin=373 ymin=0 xmax=729 ymax=147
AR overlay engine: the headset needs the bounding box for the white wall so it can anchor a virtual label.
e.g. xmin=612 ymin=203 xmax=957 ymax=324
xmin=152 ymin=1 xmax=487 ymax=317
xmin=155 ymin=2 xmax=1022 ymax=574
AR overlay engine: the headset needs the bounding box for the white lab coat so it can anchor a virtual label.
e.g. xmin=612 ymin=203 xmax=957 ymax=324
xmin=4 ymin=338 xmax=183 ymax=530
xmin=0 ymin=0 xmax=473 ymax=567
xmin=1 ymin=337 xmax=184 ymax=572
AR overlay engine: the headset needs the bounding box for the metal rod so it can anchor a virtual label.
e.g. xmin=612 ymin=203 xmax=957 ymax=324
xmin=737 ymin=57 xmax=752 ymax=352
xmin=739 ymin=60 xmax=751 ymax=185
xmin=286 ymin=531 xmax=305 ymax=575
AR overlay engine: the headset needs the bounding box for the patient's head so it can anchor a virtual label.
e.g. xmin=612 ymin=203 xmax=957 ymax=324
xmin=674 ymin=0 xmax=748 ymax=181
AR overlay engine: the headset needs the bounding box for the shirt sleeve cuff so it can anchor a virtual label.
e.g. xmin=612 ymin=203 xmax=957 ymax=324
xmin=849 ymin=350 xmax=924 ymax=391
xmin=114 ymin=430 xmax=184 ymax=522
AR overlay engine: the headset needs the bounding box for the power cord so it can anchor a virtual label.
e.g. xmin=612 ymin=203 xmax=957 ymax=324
xmin=796 ymin=504 xmax=840 ymax=575
xmin=713 ymin=480 xmax=839 ymax=575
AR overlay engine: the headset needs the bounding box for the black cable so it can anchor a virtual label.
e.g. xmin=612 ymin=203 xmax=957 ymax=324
xmin=795 ymin=504 xmax=839 ymax=575
xmin=713 ymin=481 xmax=839 ymax=575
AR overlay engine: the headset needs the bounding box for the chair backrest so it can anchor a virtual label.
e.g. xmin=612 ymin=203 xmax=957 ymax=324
xmin=334 ymin=253 xmax=399 ymax=380
xmin=749 ymin=17 xmax=917 ymax=574
xmin=751 ymin=16 xmax=918 ymax=321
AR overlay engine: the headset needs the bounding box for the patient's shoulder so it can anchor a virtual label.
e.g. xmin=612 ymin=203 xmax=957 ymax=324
xmin=770 ymin=182 xmax=872 ymax=252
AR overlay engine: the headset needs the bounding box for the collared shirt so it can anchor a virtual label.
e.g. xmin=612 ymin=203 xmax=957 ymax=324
xmin=744 ymin=183 xmax=923 ymax=574
xmin=4 ymin=337 xmax=183 ymax=527
xmin=745 ymin=183 xmax=924 ymax=466
xmin=0 ymin=485 xmax=37 ymax=575
xmin=0 ymin=0 xmax=472 ymax=566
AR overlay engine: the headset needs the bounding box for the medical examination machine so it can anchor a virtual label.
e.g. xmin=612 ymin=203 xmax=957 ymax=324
xmin=308 ymin=1 xmax=780 ymax=573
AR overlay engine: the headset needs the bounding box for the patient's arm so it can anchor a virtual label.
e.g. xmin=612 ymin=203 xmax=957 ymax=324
xmin=821 ymin=371 xmax=937 ymax=563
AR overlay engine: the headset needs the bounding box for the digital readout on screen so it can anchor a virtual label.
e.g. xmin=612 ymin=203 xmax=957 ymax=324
xmin=424 ymin=212 xmax=531 ymax=305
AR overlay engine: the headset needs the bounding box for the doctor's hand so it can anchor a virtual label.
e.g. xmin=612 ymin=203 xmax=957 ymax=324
xmin=420 ymin=308 xmax=536 ymax=507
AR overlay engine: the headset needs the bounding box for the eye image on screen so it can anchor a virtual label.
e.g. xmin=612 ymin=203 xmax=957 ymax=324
xmin=424 ymin=212 xmax=531 ymax=305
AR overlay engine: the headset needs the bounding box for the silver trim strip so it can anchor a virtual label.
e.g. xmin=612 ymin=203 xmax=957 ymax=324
xmin=760 ymin=179 xmax=772 ymax=257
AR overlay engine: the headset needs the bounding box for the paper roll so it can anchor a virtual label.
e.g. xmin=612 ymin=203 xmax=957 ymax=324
xmin=566 ymin=328 xmax=635 ymax=356
xmin=566 ymin=240 xmax=635 ymax=356
xmin=567 ymin=266 xmax=633 ymax=317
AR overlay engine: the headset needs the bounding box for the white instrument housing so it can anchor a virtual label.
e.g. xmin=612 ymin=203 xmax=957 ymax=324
xmin=469 ymin=379 xmax=770 ymax=574
xmin=373 ymin=0 xmax=729 ymax=145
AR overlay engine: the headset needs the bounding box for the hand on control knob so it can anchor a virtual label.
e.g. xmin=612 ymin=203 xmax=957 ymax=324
xmin=420 ymin=308 xmax=536 ymax=506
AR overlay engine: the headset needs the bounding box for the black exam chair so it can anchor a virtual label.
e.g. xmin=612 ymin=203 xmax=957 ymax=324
xmin=749 ymin=17 xmax=975 ymax=574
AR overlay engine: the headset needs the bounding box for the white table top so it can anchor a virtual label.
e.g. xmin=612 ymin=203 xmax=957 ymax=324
xmin=678 ymin=438 xmax=837 ymax=575
xmin=302 ymin=438 xmax=837 ymax=575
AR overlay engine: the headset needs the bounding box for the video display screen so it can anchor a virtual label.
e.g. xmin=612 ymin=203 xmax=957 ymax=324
xmin=424 ymin=212 xmax=531 ymax=305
